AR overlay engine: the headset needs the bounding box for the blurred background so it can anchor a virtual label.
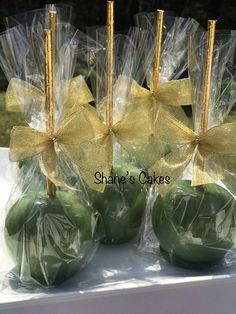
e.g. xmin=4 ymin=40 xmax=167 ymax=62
xmin=0 ymin=0 xmax=235 ymax=146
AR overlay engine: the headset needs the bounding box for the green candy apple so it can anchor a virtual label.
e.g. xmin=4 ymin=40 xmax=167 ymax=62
xmin=5 ymin=191 xmax=96 ymax=287
xmin=152 ymin=180 xmax=236 ymax=269
xmin=91 ymin=164 xmax=146 ymax=244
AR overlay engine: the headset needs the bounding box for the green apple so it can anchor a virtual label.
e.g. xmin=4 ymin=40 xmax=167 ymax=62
xmin=91 ymin=164 xmax=146 ymax=244
xmin=5 ymin=191 xmax=96 ymax=287
xmin=152 ymin=180 xmax=236 ymax=269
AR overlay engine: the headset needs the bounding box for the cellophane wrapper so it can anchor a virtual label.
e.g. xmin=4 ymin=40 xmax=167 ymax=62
xmin=84 ymin=26 xmax=159 ymax=245
xmin=134 ymin=12 xmax=200 ymax=167
xmin=86 ymin=15 xmax=199 ymax=245
xmin=0 ymin=5 xmax=100 ymax=288
xmin=138 ymin=27 xmax=236 ymax=270
xmin=134 ymin=12 xmax=199 ymax=84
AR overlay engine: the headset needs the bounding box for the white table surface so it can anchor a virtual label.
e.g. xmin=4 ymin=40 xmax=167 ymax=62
xmin=1 ymin=147 xmax=236 ymax=314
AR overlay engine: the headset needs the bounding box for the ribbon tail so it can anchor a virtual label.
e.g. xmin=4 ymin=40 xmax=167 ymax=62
xmin=149 ymin=144 xmax=194 ymax=196
xmin=55 ymin=105 xmax=111 ymax=192
xmin=153 ymin=107 xmax=196 ymax=145
xmin=117 ymin=135 xmax=166 ymax=167
xmin=60 ymin=134 xmax=113 ymax=192
xmin=40 ymin=143 xmax=76 ymax=190
xmin=113 ymin=101 xmax=156 ymax=164
xmin=192 ymin=147 xmax=225 ymax=186
xmin=159 ymin=105 xmax=189 ymax=127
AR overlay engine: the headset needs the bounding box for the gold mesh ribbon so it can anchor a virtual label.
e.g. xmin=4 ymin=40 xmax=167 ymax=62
xmin=150 ymin=108 xmax=236 ymax=195
xmin=10 ymin=100 xmax=155 ymax=192
xmin=113 ymin=74 xmax=192 ymax=108
xmin=111 ymin=74 xmax=193 ymax=165
xmin=6 ymin=75 xmax=94 ymax=112
xmin=10 ymin=106 xmax=110 ymax=192
xmin=9 ymin=73 xmax=194 ymax=191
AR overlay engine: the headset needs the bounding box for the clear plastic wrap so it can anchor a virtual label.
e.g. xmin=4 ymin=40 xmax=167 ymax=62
xmin=0 ymin=5 xmax=106 ymax=190
xmin=134 ymin=11 xmax=199 ymax=84
xmin=0 ymin=6 xmax=101 ymax=288
xmin=0 ymin=5 xmax=100 ymax=116
xmin=3 ymin=162 xmax=97 ymax=288
xmin=85 ymin=10 xmax=200 ymax=246
xmin=131 ymin=12 xmax=200 ymax=167
xmin=3 ymin=147 xmax=236 ymax=303
xmin=139 ymin=26 xmax=236 ymax=270
xmin=86 ymin=26 xmax=152 ymax=122
xmin=86 ymin=26 xmax=152 ymax=245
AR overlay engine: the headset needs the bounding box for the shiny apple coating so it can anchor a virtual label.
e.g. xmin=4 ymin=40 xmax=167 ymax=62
xmin=91 ymin=164 xmax=146 ymax=244
xmin=5 ymin=191 xmax=96 ymax=287
xmin=152 ymin=180 xmax=236 ymax=269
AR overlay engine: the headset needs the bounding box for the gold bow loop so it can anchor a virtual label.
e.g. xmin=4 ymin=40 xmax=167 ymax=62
xmin=6 ymin=75 xmax=94 ymax=112
xmin=109 ymin=99 xmax=162 ymax=166
xmin=111 ymin=74 xmax=193 ymax=165
xmin=90 ymin=99 xmax=156 ymax=173
xmin=113 ymin=74 xmax=192 ymax=131
xmin=150 ymin=108 xmax=236 ymax=195
xmin=10 ymin=105 xmax=111 ymax=192
xmin=9 ymin=73 xmax=193 ymax=192
xmin=113 ymin=74 xmax=192 ymax=108
xmin=9 ymin=99 xmax=155 ymax=192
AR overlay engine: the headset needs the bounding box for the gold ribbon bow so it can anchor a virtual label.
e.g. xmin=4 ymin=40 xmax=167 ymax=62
xmin=111 ymin=75 xmax=193 ymax=165
xmin=150 ymin=108 xmax=236 ymax=195
xmin=8 ymin=73 xmax=193 ymax=192
xmin=8 ymin=74 xmax=156 ymax=192
xmin=95 ymin=100 xmax=155 ymax=179
xmin=10 ymin=101 xmax=155 ymax=192
xmin=6 ymin=75 xmax=93 ymax=112
xmin=10 ymin=105 xmax=110 ymax=192
xmin=113 ymin=74 xmax=192 ymax=108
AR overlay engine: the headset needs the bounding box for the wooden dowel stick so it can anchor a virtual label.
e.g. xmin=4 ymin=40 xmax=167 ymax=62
xmin=199 ymin=20 xmax=216 ymax=134
xmin=151 ymin=9 xmax=164 ymax=93
xmin=44 ymin=27 xmax=56 ymax=197
xmin=96 ymin=29 xmax=100 ymax=107
xmin=106 ymin=1 xmax=114 ymax=128
xmin=49 ymin=11 xmax=57 ymax=78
